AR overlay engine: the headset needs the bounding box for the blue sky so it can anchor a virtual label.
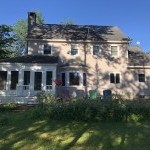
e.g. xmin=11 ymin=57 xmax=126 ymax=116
xmin=0 ymin=0 xmax=150 ymax=52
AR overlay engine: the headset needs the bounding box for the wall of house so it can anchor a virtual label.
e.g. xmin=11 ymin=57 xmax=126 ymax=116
xmin=28 ymin=40 xmax=150 ymax=99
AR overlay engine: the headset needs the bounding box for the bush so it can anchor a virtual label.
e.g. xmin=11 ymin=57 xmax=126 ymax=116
xmin=30 ymin=94 xmax=150 ymax=122
xmin=0 ymin=114 xmax=10 ymax=125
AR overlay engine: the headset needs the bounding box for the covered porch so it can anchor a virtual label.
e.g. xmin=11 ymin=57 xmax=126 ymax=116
xmin=0 ymin=55 xmax=58 ymax=103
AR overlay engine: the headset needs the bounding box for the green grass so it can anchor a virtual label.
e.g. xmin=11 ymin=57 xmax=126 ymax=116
xmin=0 ymin=112 xmax=150 ymax=150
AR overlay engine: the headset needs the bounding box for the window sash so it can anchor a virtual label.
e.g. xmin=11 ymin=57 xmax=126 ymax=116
xmin=111 ymin=46 xmax=118 ymax=57
xmin=110 ymin=73 xmax=120 ymax=84
xmin=46 ymin=71 xmax=53 ymax=85
xmin=71 ymin=44 xmax=78 ymax=55
xmin=0 ymin=71 xmax=7 ymax=90
xmin=93 ymin=45 xmax=100 ymax=55
xmin=61 ymin=73 xmax=66 ymax=86
xmin=138 ymin=74 xmax=145 ymax=82
xmin=69 ymin=72 xmax=80 ymax=86
xmin=34 ymin=72 xmax=42 ymax=90
xmin=10 ymin=71 xmax=18 ymax=90
xmin=24 ymin=71 xmax=30 ymax=85
xmin=44 ymin=44 xmax=51 ymax=54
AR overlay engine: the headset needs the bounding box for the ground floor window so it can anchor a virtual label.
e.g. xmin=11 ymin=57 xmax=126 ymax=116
xmin=69 ymin=72 xmax=80 ymax=86
xmin=24 ymin=71 xmax=30 ymax=85
xmin=10 ymin=71 xmax=18 ymax=90
xmin=61 ymin=73 xmax=66 ymax=86
xmin=83 ymin=73 xmax=87 ymax=86
xmin=46 ymin=71 xmax=53 ymax=90
xmin=0 ymin=71 xmax=7 ymax=90
xmin=110 ymin=73 xmax=120 ymax=84
xmin=34 ymin=72 xmax=42 ymax=90
xmin=138 ymin=74 xmax=145 ymax=82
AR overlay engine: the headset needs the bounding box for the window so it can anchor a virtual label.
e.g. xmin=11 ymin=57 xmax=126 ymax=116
xmin=110 ymin=73 xmax=120 ymax=84
xmin=93 ymin=45 xmax=101 ymax=56
xmin=46 ymin=71 xmax=53 ymax=90
xmin=138 ymin=74 xmax=145 ymax=82
xmin=44 ymin=44 xmax=51 ymax=54
xmin=71 ymin=44 xmax=78 ymax=55
xmin=24 ymin=71 xmax=30 ymax=85
xmin=83 ymin=73 xmax=87 ymax=86
xmin=0 ymin=71 xmax=7 ymax=90
xmin=61 ymin=73 xmax=66 ymax=86
xmin=69 ymin=72 xmax=80 ymax=86
xmin=10 ymin=71 xmax=18 ymax=90
xmin=34 ymin=72 xmax=42 ymax=90
xmin=111 ymin=46 xmax=118 ymax=57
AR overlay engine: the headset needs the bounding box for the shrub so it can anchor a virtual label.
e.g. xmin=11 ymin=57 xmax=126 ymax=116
xmin=0 ymin=114 xmax=10 ymax=125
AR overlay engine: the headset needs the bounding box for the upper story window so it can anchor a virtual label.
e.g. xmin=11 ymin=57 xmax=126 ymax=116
xmin=111 ymin=46 xmax=118 ymax=57
xmin=138 ymin=74 xmax=145 ymax=82
xmin=93 ymin=45 xmax=101 ymax=56
xmin=44 ymin=44 xmax=51 ymax=54
xmin=110 ymin=73 xmax=120 ymax=84
xmin=71 ymin=44 xmax=78 ymax=55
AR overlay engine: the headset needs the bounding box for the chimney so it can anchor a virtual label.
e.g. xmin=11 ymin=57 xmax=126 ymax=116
xmin=28 ymin=12 xmax=36 ymax=30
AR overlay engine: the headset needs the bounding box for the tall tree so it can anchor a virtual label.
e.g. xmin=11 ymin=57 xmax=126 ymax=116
xmin=13 ymin=12 xmax=44 ymax=55
xmin=0 ymin=25 xmax=15 ymax=59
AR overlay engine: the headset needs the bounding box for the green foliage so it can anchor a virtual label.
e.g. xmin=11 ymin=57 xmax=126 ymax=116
xmin=32 ymin=94 xmax=150 ymax=121
xmin=61 ymin=18 xmax=74 ymax=25
xmin=12 ymin=11 xmax=44 ymax=54
xmin=0 ymin=114 xmax=9 ymax=125
xmin=0 ymin=24 xmax=15 ymax=59
xmin=0 ymin=103 xmax=17 ymax=112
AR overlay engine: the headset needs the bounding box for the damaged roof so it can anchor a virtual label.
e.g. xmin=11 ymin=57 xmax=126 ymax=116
xmin=27 ymin=24 xmax=129 ymax=41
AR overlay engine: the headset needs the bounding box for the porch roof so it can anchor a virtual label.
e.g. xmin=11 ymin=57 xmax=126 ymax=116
xmin=0 ymin=55 xmax=58 ymax=64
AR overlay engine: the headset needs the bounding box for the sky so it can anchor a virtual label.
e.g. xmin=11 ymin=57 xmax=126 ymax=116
xmin=0 ymin=0 xmax=150 ymax=52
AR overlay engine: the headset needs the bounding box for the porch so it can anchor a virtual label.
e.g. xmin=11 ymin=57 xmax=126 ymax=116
xmin=0 ymin=55 xmax=58 ymax=103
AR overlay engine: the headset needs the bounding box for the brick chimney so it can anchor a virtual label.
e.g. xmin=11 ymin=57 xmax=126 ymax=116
xmin=28 ymin=12 xmax=36 ymax=30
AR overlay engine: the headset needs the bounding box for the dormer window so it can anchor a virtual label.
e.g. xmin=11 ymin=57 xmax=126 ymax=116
xmin=93 ymin=45 xmax=101 ymax=56
xmin=44 ymin=44 xmax=51 ymax=54
xmin=111 ymin=46 xmax=118 ymax=57
xmin=71 ymin=44 xmax=78 ymax=55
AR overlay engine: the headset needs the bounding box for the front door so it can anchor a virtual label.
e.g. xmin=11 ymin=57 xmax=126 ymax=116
xmin=34 ymin=72 xmax=42 ymax=90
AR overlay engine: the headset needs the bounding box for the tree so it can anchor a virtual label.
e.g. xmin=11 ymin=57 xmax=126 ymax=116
xmin=0 ymin=25 xmax=15 ymax=59
xmin=12 ymin=11 xmax=44 ymax=55
xmin=61 ymin=18 xmax=74 ymax=25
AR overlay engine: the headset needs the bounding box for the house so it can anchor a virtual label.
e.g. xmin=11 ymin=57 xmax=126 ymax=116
xmin=0 ymin=12 xmax=150 ymax=103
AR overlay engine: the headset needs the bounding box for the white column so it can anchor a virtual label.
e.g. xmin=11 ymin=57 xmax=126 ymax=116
xmin=52 ymin=69 xmax=56 ymax=94
xmin=42 ymin=71 xmax=46 ymax=91
xmin=66 ymin=71 xmax=69 ymax=86
xmin=6 ymin=71 xmax=11 ymax=91
xmin=30 ymin=71 xmax=34 ymax=95
xmin=80 ymin=71 xmax=83 ymax=86
xmin=18 ymin=70 xmax=23 ymax=85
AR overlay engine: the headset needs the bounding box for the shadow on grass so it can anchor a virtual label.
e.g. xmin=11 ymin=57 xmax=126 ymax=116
xmin=0 ymin=112 xmax=150 ymax=150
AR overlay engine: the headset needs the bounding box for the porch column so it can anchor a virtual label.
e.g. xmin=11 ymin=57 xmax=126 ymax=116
xmin=18 ymin=70 xmax=23 ymax=85
xmin=42 ymin=71 xmax=46 ymax=91
xmin=52 ymin=69 xmax=56 ymax=94
xmin=6 ymin=71 xmax=11 ymax=90
xmin=30 ymin=71 xmax=34 ymax=95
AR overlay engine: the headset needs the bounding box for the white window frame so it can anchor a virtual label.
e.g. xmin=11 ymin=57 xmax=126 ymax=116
xmin=43 ymin=43 xmax=52 ymax=55
xmin=109 ymin=72 xmax=121 ymax=84
xmin=92 ymin=45 xmax=101 ymax=57
xmin=70 ymin=44 xmax=79 ymax=56
xmin=110 ymin=45 xmax=119 ymax=58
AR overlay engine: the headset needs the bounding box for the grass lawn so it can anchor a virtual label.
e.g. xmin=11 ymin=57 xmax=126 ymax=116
xmin=0 ymin=112 xmax=150 ymax=150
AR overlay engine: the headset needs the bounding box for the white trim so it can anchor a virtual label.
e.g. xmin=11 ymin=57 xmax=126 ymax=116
xmin=27 ymin=38 xmax=129 ymax=44
xmin=91 ymin=44 xmax=102 ymax=57
xmin=110 ymin=45 xmax=119 ymax=58
xmin=70 ymin=43 xmax=79 ymax=56
xmin=128 ymin=66 xmax=150 ymax=69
